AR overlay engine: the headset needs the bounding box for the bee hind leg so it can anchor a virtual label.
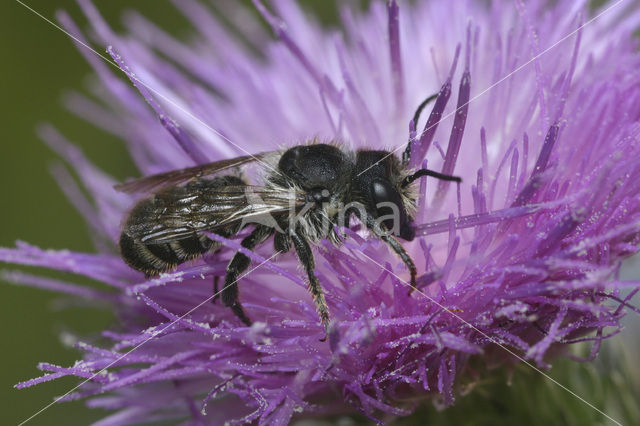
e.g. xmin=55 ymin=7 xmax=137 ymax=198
xmin=290 ymin=231 xmax=330 ymax=341
xmin=212 ymin=275 xmax=220 ymax=304
xmin=222 ymin=225 xmax=274 ymax=326
xmin=210 ymin=247 xmax=223 ymax=304
xmin=274 ymin=232 xmax=290 ymax=253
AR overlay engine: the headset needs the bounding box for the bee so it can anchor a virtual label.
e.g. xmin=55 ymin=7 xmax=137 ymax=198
xmin=116 ymin=96 xmax=461 ymax=337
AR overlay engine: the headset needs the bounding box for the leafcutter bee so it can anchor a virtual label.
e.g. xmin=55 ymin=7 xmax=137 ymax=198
xmin=116 ymin=96 xmax=461 ymax=337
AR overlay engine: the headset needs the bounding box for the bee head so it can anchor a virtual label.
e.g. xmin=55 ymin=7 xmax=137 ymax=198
xmin=354 ymin=151 xmax=416 ymax=241
xmin=354 ymin=151 xmax=462 ymax=241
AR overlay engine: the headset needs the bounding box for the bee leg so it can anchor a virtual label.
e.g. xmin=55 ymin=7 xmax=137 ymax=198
xmin=274 ymin=232 xmax=290 ymax=253
xmin=211 ymin=247 xmax=223 ymax=304
xmin=290 ymin=231 xmax=330 ymax=341
xmin=212 ymin=275 xmax=220 ymax=304
xmin=364 ymin=215 xmax=417 ymax=295
xmin=402 ymin=93 xmax=439 ymax=164
xmin=222 ymin=225 xmax=274 ymax=326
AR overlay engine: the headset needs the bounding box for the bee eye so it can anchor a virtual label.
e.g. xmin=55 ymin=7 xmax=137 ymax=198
xmin=371 ymin=180 xmax=415 ymax=241
xmin=372 ymin=181 xmax=393 ymax=206
xmin=371 ymin=180 xmax=400 ymax=224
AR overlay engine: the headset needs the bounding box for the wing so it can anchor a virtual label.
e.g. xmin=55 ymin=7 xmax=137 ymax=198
xmin=115 ymin=152 xmax=274 ymax=194
xmin=124 ymin=183 xmax=304 ymax=245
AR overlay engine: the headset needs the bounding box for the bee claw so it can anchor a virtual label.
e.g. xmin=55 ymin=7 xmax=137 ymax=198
xmin=318 ymin=323 xmax=330 ymax=342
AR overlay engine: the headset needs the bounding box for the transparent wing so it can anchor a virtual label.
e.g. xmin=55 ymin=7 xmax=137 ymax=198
xmin=115 ymin=152 xmax=274 ymax=194
xmin=125 ymin=183 xmax=303 ymax=244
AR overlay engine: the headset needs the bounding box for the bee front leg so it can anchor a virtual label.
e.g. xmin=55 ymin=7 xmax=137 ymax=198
xmin=222 ymin=225 xmax=274 ymax=326
xmin=364 ymin=215 xmax=417 ymax=294
xmin=290 ymin=231 xmax=330 ymax=340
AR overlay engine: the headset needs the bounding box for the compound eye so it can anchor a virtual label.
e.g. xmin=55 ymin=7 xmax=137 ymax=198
xmin=372 ymin=181 xmax=393 ymax=205
xmin=371 ymin=180 xmax=399 ymax=226
xmin=371 ymin=180 xmax=415 ymax=241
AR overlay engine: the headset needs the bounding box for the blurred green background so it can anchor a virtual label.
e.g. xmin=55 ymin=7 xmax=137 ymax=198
xmin=0 ymin=1 xmax=638 ymax=425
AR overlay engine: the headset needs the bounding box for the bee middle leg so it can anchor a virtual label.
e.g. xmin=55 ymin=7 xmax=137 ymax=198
xmin=290 ymin=231 xmax=330 ymax=339
xmin=222 ymin=225 xmax=274 ymax=326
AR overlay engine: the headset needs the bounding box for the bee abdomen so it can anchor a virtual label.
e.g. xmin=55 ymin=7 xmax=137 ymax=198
xmin=169 ymin=235 xmax=214 ymax=261
xmin=119 ymin=175 xmax=247 ymax=277
xmin=119 ymin=232 xmax=214 ymax=277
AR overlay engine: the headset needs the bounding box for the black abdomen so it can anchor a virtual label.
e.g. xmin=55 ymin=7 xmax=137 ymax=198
xmin=119 ymin=175 xmax=246 ymax=277
xmin=119 ymin=230 xmax=214 ymax=277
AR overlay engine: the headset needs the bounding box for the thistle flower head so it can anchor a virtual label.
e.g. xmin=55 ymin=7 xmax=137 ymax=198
xmin=4 ymin=0 xmax=640 ymax=424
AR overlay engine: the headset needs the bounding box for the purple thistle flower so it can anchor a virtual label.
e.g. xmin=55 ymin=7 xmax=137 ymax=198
xmin=4 ymin=0 xmax=640 ymax=424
